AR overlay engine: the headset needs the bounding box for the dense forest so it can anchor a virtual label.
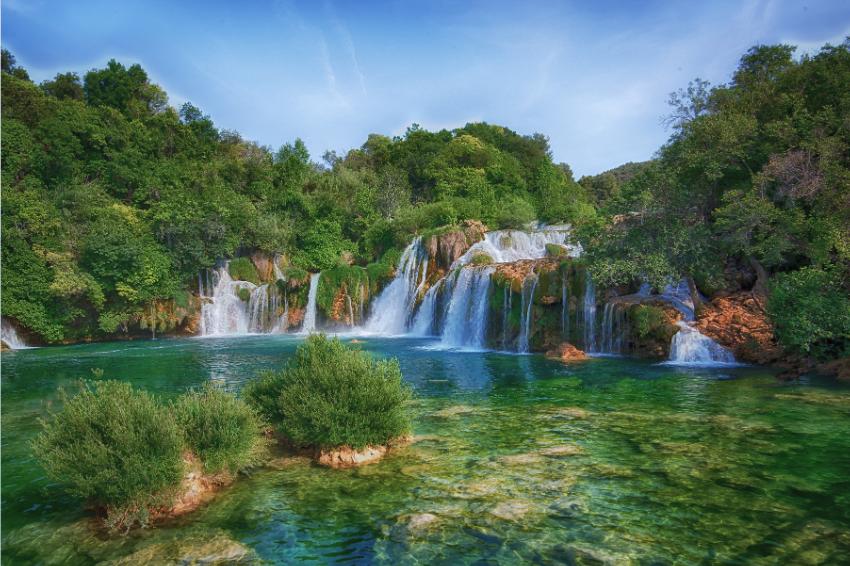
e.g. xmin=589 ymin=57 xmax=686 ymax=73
xmin=2 ymin=40 xmax=849 ymax=362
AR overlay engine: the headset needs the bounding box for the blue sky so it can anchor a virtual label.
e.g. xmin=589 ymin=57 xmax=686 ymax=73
xmin=3 ymin=0 xmax=849 ymax=177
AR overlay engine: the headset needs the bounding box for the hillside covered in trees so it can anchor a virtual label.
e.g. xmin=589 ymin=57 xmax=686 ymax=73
xmin=2 ymin=40 xmax=849 ymax=365
xmin=0 ymin=50 xmax=592 ymax=343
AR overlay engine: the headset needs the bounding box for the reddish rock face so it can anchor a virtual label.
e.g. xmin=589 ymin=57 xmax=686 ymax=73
xmin=250 ymin=252 xmax=275 ymax=282
xmin=694 ymin=293 xmax=781 ymax=365
xmin=546 ymin=342 xmax=588 ymax=362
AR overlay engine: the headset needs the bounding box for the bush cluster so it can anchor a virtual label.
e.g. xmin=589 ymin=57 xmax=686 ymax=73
xmin=33 ymin=380 xmax=265 ymax=530
xmin=244 ymin=334 xmax=412 ymax=449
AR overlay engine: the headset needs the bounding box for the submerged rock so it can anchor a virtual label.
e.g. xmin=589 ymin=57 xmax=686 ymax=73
xmin=405 ymin=512 xmax=440 ymax=533
xmin=430 ymin=404 xmax=478 ymax=418
xmin=107 ymin=531 xmax=254 ymax=565
xmin=490 ymin=500 xmax=533 ymax=521
xmin=540 ymin=444 xmax=583 ymax=457
xmin=546 ymin=406 xmax=592 ymax=419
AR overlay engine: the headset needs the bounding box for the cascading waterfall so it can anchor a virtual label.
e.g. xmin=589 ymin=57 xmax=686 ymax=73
xmin=200 ymin=266 xmax=257 ymax=336
xmin=517 ymin=271 xmax=539 ymax=353
xmin=453 ymin=227 xmax=577 ymax=267
xmin=561 ymin=272 xmax=569 ymax=337
xmin=300 ymin=273 xmax=321 ymax=334
xmin=597 ymin=303 xmax=627 ymax=354
xmin=502 ymin=285 xmax=513 ymax=350
xmin=1 ymin=318 xmax=32 ymax=349
xmin=365 ymin=238 xmax=428 ymax=335
xmin=667 ymin=321 xmax=738 ymax=365
xmin=439 ymin=267 xmax=494 ymax=349
xmin=410 ymin=280 xmax=441 ymax=336
xmin=199 ymin=262 xmax=289 ymax=336
xmin=582 ymin=275 xmax=597 ymax=352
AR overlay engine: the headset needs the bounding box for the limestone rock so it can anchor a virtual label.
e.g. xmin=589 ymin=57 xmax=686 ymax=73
xmin=694 ymin=292 xmax=781 ymax=364
xmin=546 ymin=342 xmax=588 ymax=362
xmin=316 ymin=445 xmax=388 ymax=468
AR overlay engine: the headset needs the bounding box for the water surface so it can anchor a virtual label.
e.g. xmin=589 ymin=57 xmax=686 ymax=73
xmin=3 ymin=336 xmax=849 ymax=564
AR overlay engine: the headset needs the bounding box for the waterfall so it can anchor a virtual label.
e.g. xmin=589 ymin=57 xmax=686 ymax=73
xmin=199 ymin=265 xmax=257 ymax=336
xmin=199 ymin=261 xmax=291 ymax=336
xmin=517 ymin=271 xmax=539 ymax=353
xmin=1 ymin=318 xmax=33 ymax=349
xmin=300 ymin=273 xmax=321 ymax=333
xmin=598 ymin=303 xmax=626 ymax=354
xmin=666 ymin=321 xmax=737 ymax=365
xmin=453 ymin=226 xmax=577 ymax=267
xmin=365 ymin=238 xmax=428 ymax=335
xmin=561 ymin=272 xmax=569 ymax=338
xmin=439 ymin=267 xmax=493 ymax=349
xmin=367 ymin=225 xmax=578 ymax=353
xmin=410 ymin=280 xmax=441 ymax=336
xmin=502 ymin=285 xmax=513 ymax=350
xmin=582 ymin=274 xmax=597 ymax=352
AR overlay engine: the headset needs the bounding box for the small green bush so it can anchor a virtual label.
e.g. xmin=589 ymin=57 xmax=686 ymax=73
xmin=32 ymin=381 xmax=184 ymax=527
xmin=630 ymin=305 xmax=667 ymax=339
xmin=237 ymin=287 xmax=251 ymax=302
xmin=245 ymin=334 xmax=412 ymax=449
xmin=469 ymin=252 xmax=493 ymax=266
xmin=228 ymin=257 xmax=260 ymax=284
xmin=173 ymin=384 xmax=267 ymax=475
xmin=283 ymin=266 xmax=309 ymax=286
xmin=545 ymin=243 xmax=567 ymax=258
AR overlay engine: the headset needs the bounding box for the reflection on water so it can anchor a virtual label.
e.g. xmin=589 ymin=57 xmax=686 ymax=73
xmin=2 ymin=335 xmax=850 ymax=564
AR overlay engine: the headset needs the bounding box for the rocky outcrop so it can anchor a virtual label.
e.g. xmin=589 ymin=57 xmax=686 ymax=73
xmin=694 ymin=292 xmax=781 ymax=365
xmin=546 ymin=342 xmax=588 ymax=362
xmin=314 ymin=436 xmax=412 ymax=468
xmin=152 ymin=453 xmax=233 ymax=521
xmin=423 ymin=220 xmax=487 ymax=275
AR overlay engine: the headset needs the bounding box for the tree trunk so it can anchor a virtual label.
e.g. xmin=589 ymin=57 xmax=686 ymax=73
xmin=686 ymin=275 xmax=704 ymax=316
xmin=748 ymin=256 xmax=769 ymax=305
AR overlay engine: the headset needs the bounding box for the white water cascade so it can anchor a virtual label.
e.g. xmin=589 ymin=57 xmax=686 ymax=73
xmin=517 ymin=271 xmax=539 ymax=353
xmin=667 ymin=321 xmax=738 ymax=365
xmin=365 ymin=238 xmax=429 ymax=335
xmin=1 ymin=318 xmax=32 ymax=349
xmin=199 ymin=262 xmax=290 ymax=336
xmin=453 ymin=227 xmax=577 ymax=267
xmin=582 ymin=275 xmax=597 ymax=352
xmin=369 ymin=225 xmax=577 ymax=351
xmin=300 ymin=273 xmax=321 ymax=334
xmin=439 ymin=267 xmax=494 ymax=349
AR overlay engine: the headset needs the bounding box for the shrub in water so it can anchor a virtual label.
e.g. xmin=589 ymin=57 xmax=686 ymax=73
xmin=246 ymin=334 xmax=412 ymax=449
xmin=173 ymin=384 xmax=267 ymax=475
xmin=32 ymin=380 xmax=184 ymax=528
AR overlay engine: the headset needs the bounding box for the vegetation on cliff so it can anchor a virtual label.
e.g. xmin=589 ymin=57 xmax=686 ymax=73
xmin=1 ymin=48 xmax=589 ymax=343
xmin=244 ymin=335 xmax=412 ymax=450
xmin=578 ymin=39 xmax=850 ymax=361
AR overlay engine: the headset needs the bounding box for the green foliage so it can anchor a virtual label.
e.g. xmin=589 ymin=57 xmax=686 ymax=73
xmin=768 ymin=266 xmax=850 ymax=359
xmin=469 ymin=252 xmax=493 ymax=266
xmin=630 ymin=305 xmax=668 ymax=339
xmin=245 ymin=335 xmax=412 ymax=449
xmin=283 ymin=266 xmax=309 ymax=285
xmin=173 ymin=384 xmax=267 ymax=474
xmin=228 ymin=257 xmax=260 ymax=284
xmin=32 ymin=381 xmax=184 ymax=528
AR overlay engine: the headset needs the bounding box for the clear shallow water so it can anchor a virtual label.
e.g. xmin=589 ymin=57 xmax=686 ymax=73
xmin=2 ymin=336 xmax=850 ymax=564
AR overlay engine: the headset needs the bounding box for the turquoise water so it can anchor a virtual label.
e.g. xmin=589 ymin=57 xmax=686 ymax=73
xmin=2 ymin=335 xmax=850 ymax=564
